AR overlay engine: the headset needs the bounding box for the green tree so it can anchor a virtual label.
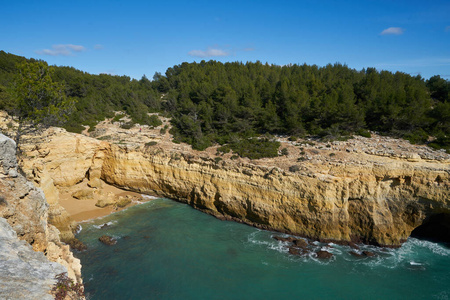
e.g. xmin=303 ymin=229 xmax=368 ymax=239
xmin=13 ymin=61 xmax=75 ymax=147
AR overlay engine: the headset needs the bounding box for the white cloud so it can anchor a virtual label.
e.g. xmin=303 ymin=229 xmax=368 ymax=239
xmin=380 ymin=27 xmax=405 ymax=35
xmin=188 ymin=47 xmax=229 ymax=58
xmin=94 ymin=44 xmax=104 ymax=50
xmin=35 ymin=44 xmax=86 ymax=56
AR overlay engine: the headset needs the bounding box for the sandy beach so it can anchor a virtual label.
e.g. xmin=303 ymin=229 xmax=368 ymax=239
xmin=58 ymin=181 xmax=153 ymax=223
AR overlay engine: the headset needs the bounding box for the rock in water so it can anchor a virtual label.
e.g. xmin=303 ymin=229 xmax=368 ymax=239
xmin=99 ymin=235 xmax=117 ymax=245
xmin=316 ymin=250 xmax=333 ymax=259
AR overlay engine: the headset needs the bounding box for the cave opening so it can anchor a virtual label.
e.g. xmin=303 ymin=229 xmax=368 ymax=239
xmin=410 ymin=213 xmax=450 ymax=245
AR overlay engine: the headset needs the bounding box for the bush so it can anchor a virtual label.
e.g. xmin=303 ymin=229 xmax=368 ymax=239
xmin=357 ymin=129 xmax=372 ymax=138
xmin=121 ymin=121 xmax=134 ymax=129
xmin=51 ymin=273 xmax=84 ymax=300
xmin=145 ymin=141 xmax=157 ymax=146
xmin=289 ymin=165 xmax=300 ymax=172
xmin=214 ymin=157 xmax=223 ymax=163
xmin=228 ymin=138 xmax=280 ymax=159
xmin=280 ymin=147 xmax=289 ymax=156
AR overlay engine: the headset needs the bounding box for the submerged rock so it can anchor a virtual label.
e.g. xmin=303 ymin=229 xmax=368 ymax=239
xmin=99 ymin=235 xmax=117 ymax=245
xmin=316 ymin=250 xmax=333 ymax=259
xmin=64 ymin=237 xmax=87 ymax=251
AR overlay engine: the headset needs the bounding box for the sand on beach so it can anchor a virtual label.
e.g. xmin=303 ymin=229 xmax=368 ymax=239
xmin=58 ymin=180 xmax=153 ymax=223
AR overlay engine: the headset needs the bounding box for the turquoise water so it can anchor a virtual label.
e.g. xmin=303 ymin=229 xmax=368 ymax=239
xmin=75 ymin=198 xmax=450 ymax=300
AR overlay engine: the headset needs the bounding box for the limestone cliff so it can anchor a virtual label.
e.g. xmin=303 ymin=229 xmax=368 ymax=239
xmin=18 ymin=126 xmax=450 ymax=247
xmin=0 ymin=133 xmax=82 ymax=289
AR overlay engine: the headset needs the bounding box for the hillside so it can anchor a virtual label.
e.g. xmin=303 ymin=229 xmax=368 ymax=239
xmin=1 ymin=50 xmax=449 ymax=156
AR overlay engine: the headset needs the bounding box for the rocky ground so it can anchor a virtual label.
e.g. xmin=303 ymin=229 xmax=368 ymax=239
xmin=84 ymin=111 xmax=450 ymax=174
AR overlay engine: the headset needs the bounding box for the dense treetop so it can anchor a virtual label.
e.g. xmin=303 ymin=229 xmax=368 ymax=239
xmin=1 ymin=50 xmax=449 ymax=154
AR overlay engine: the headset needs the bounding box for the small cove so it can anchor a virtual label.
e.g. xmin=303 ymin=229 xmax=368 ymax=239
xmin=75 ymin=198 xmax=450 ymax=300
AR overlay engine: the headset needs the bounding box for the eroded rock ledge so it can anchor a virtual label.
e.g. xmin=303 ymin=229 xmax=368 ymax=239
xmin=18 ymin=126 xmax=450 ymax=247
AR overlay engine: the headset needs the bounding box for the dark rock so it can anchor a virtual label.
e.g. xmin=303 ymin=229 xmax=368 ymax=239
xmin=99 ymin=235 xmax=116 ymax=245
xmin=273 ymin=236 xmax=295 ymax=243
xmin=316 ymin=250 xmax=333 ymax=259
xmin=65 ymin=238 xmax=87 ymax=251
xmin=100 ymin=223 xmax=109 ymax=229
xmin=362 ymin=251 xmax=376 ymax=257
xmin=348 ymin=242 xmax=360 ymax=249
xmin=143 ymin=235 xmax=150 ymax=239
xmin=349 ymin=251 xmax=364 ymax=258
xmin=123 ymin=236 xmax=131 ymax=240
xmin=288 ymin=247 xmax=305 ymax=256
xmin=293 ymin=239 xmax=308 ymax=248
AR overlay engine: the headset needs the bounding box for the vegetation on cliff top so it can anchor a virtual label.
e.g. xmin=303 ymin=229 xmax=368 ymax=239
xmin=1 ymin=50 xmax=449 ymax=155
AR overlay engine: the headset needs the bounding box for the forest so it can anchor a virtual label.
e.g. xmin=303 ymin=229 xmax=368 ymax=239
xmin=1 ymin=50 xmax=449 ymax=155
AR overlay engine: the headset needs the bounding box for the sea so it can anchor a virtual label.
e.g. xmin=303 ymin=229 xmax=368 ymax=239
xmin=75 ymin=198 xmax=450 ymax=300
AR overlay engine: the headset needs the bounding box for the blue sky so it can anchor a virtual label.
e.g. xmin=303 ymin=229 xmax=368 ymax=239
xmin=2 ymin=0 xmax=449 ymax=79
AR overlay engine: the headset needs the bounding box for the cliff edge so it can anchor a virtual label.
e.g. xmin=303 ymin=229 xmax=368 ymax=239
xmin=0 ymin=133 xmax=82 ymax=298
xmin=16 ymin=118 xmax=450 ymax=247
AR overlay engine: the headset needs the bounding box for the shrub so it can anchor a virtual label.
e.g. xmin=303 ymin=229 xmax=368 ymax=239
xmin=145 ymin=141 xmax=157 ymax=146
xmin=357 ymin=129 xmax=372 ymax=138
xmin=229 ymin=138 xmax=281 ymax=159
xmin=280 ymin=148 xmax=289 ymax=156
xmin=289 ymin=165 xmax=300 ymax=172
xmin=51 ymin=273 xmax=84 ymax=300
xmin=214 ymin=157 xmax=223 ymax=163
xmin=120 ymin=121 xmax=134 ymax=129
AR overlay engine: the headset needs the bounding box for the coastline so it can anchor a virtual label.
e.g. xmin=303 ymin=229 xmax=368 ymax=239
xmin=58 ymin=181 xmax=156 ymax=223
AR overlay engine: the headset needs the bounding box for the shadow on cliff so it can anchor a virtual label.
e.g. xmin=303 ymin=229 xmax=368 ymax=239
xmin=410 ymin=213 xmax=450 ymax=248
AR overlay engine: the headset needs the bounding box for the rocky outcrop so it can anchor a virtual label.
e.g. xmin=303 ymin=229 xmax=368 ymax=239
xmin=0 ymin=133 xmax=82 ymax=290
xmin=99 ymin=145 xmax=449 ymax=246
xmin=0 ymin=217 xmax=66 ymax=300
xmin=17 ymin=128 xmax=450 ymax=247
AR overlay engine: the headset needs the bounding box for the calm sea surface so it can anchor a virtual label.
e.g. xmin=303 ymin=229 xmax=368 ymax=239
xmin=75 ymin=198 xmax=450 ymax=300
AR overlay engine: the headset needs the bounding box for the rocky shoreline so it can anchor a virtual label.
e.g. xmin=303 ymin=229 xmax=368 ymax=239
xmin=0 ymin=110 xmax=449 ymax=296
xmin=8 ymin=112 xmax=449 ymax=247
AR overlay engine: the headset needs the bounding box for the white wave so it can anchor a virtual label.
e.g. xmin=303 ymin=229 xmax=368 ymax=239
xmin=93 ymin=220 xmax=117 ymax=229
xmin=407 ymin=238 xmax=450 ymax=257
xmin=141 ymin=194 xmax=160 ymax=200
xmin=74 ymin=224 xmax=82 ymax=234
xmin=409 ymin=261 xmax=423 ymax=266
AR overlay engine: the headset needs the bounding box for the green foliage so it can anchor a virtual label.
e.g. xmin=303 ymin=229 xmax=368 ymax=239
xmin=227 ymin=138 xmax=280 ymax=159
xmin=154 ymin=61 xmax=448 ymax=150
xmin=280 ymin=147 xmax=289 ymax=156
xmin=357 ymin=129 xmax=372 ymax=138
xmin=147 ymin=114 xmax=163 ymax=127
xmin=145 ymin=141 xmax=157 ymax=146
xmin=120 ymin=121 xmax=134 ymax=129
xmin=14 ymin=61 xmax=75 ymax=127
xmin=1 ymin=51 xmax=449 ymax=151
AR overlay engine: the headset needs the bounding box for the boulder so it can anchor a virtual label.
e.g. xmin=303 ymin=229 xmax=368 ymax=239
xmin=99 ymin=235 xmax=116 ymax=245
xmin=316 ymin=250 xmax=333 ymax=259
xmin=72 ymin=188 xmax=94 ymax=200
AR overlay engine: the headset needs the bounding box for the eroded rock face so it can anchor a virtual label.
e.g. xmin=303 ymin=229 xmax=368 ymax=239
xmin=0 ymin=133 xmax=82 ymax=287
xmin=18 ymin=128 xmax=450 ymax=247
xmin=0 ymin=217 xmax=66 ymax=300
xmin=100 ymin=145 xmax=450 ymax=246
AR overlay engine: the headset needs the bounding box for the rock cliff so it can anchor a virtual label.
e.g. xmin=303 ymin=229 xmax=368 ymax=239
xmin=0 ymin=133 xmax=82 ymax=293
xmin=18 ymin=125 xmax=450 ymax=247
